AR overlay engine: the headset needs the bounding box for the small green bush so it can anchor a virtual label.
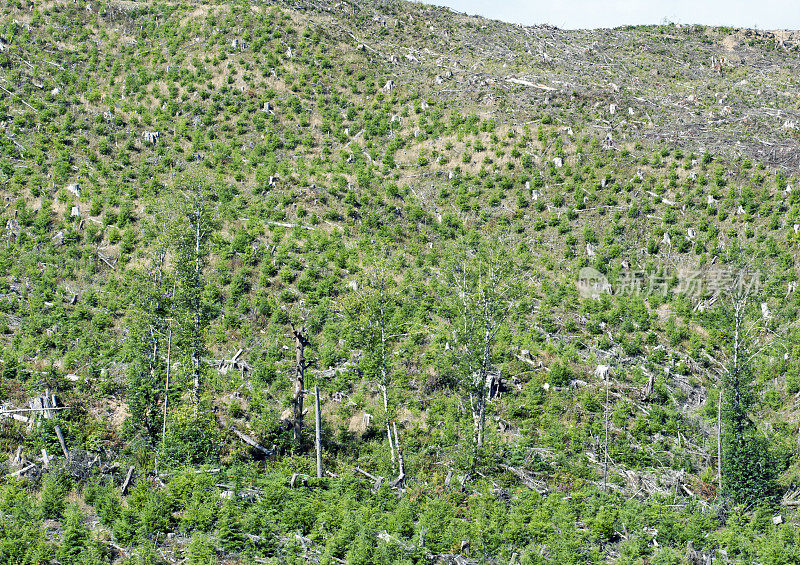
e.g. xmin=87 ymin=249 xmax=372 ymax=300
xmin=40 ymin=472 xmax=71 ymax=520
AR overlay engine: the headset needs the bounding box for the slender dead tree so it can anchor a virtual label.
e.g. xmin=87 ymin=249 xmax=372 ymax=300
xmin=443 ymin=235 xmax=523 ymax=451
xmin=290 ymin=321 xmax=310 ymax=445
xmin=314 ymin=384 xmax=322 ymax=478
xmin=126 ymin=247 xmax=172 ymax=445
xmin=341 ymin=262 xmax=423 ymax=475
xmin=170 ymin=178 xmax=215 ymax=410
xmin=703 ymin=265 xmax=785 ymax=502
xmin=603 ymin=368 xmax=609 ymax=491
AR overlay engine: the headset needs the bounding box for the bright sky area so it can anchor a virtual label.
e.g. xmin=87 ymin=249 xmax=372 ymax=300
xmin=423 ymin=1 xmax=800 ymax=30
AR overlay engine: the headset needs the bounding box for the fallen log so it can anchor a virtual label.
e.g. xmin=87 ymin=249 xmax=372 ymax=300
xmin=54 ymin=425 xmax=69 ymax=459
xmin=232 ymin=429 xmax=275 ymax=456
xmin=354 ymin=466 xmax=381 ymax=482
xmin=230 ymin=349 xmax=244 ymax=364
xmin=390 ymin=473 xmax=405 ymax=489
xmin=290 ymin=473 xmax=311 ymax=488
xmin=121 ymin=466 xmax=134 ymax=495
xmin=377 ymin=530 xmax=415 ymax=551
xmin=97 ymin=251 xmax=116 ymax=270
xmin=0 ymin=406 xmax=69 ymax=414
xmin=354 ymin=466 xmax=384 ymax=490
xmin=6 ymin=463 xmax=36 ymax=478
xmin=500 ymin=464 xmax=549 ymax=494
xmin=107 ymin=541 xmax=128 ymax=558
xmin=505 ymin=77 xmax=556 ymax=91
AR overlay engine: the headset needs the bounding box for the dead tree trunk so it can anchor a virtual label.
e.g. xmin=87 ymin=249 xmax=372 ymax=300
xmin=291 ymin=323 xmax=310 ymax=445
xmin=604 ymin=370 xmax=609 ymax=491
xmin=315 ymin=385 xmax=322 ymax=478
xmin=150 ymin=253 xmax=164 ymax=407
xmin=162 ymin=327 xmax=172 ymax=438
xmin=390 ymin=422 xmax=405 ymax=488
xmin=191 ymin=212 xmax=202 ymax=410
xmin=477 ymin=335 xmax=491 ymax=446
xmin=380 ymin=381 xmax=396 ymax=470
xmin=717 ymin=385 xmax=723 ymax=493
xmin=54 ymin=425 xmax=69 ymax=459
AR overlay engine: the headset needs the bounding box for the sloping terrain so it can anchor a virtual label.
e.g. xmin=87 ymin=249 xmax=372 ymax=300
xmin=1 ymin=1 xmax=800 ymax=563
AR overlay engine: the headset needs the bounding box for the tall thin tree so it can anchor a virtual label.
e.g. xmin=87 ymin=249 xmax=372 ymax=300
xmin=170 ymin=177 xmax=215 ymax=409
xmin=126 ymin=248 xmax=171 ymax=443
xmin=341 ymin=262 xmax=416 ymax=472
xmin=704 ymin=264 xmax=783 ymax=504
xmin=442 ymin=235 xmax=523 ymax=452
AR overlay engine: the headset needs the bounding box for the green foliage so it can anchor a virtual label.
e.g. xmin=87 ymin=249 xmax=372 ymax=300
xmin=0 ymin=480 xmax=52 ymax=563
xmin=0 ymin=517 xmax=52 ymax=564
xmin=126 ymin=474 xmax=174 ymax=537
xmin=113 ymin=507 xmax=141 ymax=546
xmin=187 ymin=532 xmax=217 ymax=565
xmin=710 ymin=290 xmax=782 ymax=505
xmin=169 ymin=177 xmax=218 ymax=407
xmin=126 ymin=542 xmax=166 ymax=565
xmin=590 ymin=506 xmax=617 ymax=542
xmin=39 ymin=472 xmax=71 ymax=520
xmin=419 ymin=498 xmax=457 ymax=553
xmin=57 ymin=505 xmax=92 ymax=565
xmin=139 ymin=488 xmax=173 ymax=536
xmin=549 ymin=362 xmax=573 ymax=386
xmin=346 ymin=525 xmax=376 ymax=565
xmin=180 ymin=476 xmax=220 ymax=534
xmin=85 ymin=479 xmax=121 ymax=527
xmin=650 ymin=547 xmax=683 ymax=565
xmin=124 ymin=260 xmax=172 ymax=444
xmin=722 ymin=429 xmax=780 ymax=505
xmin=440 ymin=235 xmax=523 ymax=450
xmin=3 ymin=2 xmax=800 ymax=561
xmin=218 ymin=499 xmax=245 ymax=552
xmin=161 ymin=406 xmax=223 ymax=467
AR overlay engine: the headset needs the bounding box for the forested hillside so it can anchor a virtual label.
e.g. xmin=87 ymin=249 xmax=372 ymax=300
xmin=2 ymin=0 xmax=800 ymax=563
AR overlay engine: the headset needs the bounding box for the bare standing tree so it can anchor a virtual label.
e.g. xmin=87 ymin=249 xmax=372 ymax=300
xmin=703 ymin=264 xmax=784 ymax=503
xmin=341 ymin=261 xmax=420 ymax=473
xmin=168 ymin=175 xmax=216 ymax=410
xmin=290 ymin=321 xmax=310 ymax=445
xmin=442 ymin=235 xmax=523 ymax=451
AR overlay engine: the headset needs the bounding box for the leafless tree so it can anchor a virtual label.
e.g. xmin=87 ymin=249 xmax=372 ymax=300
xmin=341 ymin=262 xmax=421 ymax=474
xmin=442 ymin=235 xmax=524 ymax=450
xmin=166 ymin=175 xmax=216 ymax=410
xmin=703 ymin=266 xmax=785 ymax=497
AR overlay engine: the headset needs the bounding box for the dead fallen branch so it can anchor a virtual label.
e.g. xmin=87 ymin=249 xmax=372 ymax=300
xmin=232 ymin=429 xmax=275 ymax=457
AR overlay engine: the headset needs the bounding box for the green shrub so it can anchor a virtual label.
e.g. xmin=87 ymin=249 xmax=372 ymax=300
xmin=549 ymin=363 xmax=573 ymax=386
xmin=161 ymin=406 xmax=223 ymax=468
xmin=650 ymin=547 xmax=683 ymax=565
xmin=218 ymin=499 xmax=245 ymax=552
xmin=93 ymin=484 xmax=120 ymax=527
xmin=40 ymin=473 xmax=71 ymax=520
xmin=57 ymin=505 xmax=91 ymax=564
xmin=187 ymin=532 xmax=217 ymax=565
xmin=590 ymin=506 xmax=617 ymax=542
xmin=113 ymin=507 xmax=141 ymax=545
xmin=181 ymin=479 xmax=220 ymax=534
xmin=140 ymin=490 xmax=173 ymax=536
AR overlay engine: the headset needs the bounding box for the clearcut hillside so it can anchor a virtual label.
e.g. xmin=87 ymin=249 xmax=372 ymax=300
xmin=1 ymin=1 xmax=800 ymax=564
